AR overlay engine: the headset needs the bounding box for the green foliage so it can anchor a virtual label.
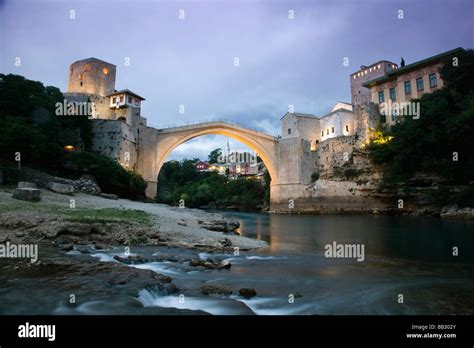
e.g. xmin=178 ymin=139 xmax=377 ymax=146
xmin=368 ymin=49 xmax=474 ymax=185
xmin=0 ymin=74 xmax=93 ymax=167
xmin=157 ymin=159 xmax=267 ymax=210
xmin=207 ymin=148 xmax=222 ymax=164
xmin=0 ymin=74 xmax=143 ymax=199
xmin=343 ymin=168 xmax=359 ymax=179
xmin=0 ymin=116 xmax=63 ymax=169
xmin=60 ymin=152 xmax=147 ymax=199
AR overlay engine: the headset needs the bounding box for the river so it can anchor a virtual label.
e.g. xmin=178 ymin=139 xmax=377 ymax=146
xmin=1 ymin=212 xmax=473 ymax=315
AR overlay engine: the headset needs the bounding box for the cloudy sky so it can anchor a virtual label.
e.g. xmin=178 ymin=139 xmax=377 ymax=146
xmin=1 ymin=0 xmax=473 ymax=161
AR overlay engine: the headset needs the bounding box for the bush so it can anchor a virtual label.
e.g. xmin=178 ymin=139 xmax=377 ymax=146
xmin=60 ymin=152 xmax=147 ymax=199
xmin=343 ymin=168 xmax=359 ymax=179
xmin=157 ymin=159 xmax=266 ymax=210
xmin=368 ymin=49 xmax=474 ymax=185
xmin=311 ymin=171 xmax=320 ymax=182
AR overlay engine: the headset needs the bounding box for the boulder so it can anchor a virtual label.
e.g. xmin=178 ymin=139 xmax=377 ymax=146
xmin=74 ymin=175 xmax=101 ymax=195
xmin=217 ymin=259 xmax=232 ymax=270
xmin=12 ymin=188 xmax=41 ymax=202
xmin=113 ymin=254 xmax=151 ymax=264
xmin=200 ymin=219 xmax=240 ymax=233
xmin=101 ymin=193 xmax=118 ymax=200
xmin=239 ymin=288 xmax=257 ymax=299
xmin=220 ymin=238 xmax=232 ymax=247
xmin=200 ymin=285 xmax=232 ymax=296
xmin=48 ymin=182 xmax=74 ymax=195
xmin=60 ymin=244 xmax=74 ymax=252
xmin=189 ymin=257 xmax=232 ymax=270
xmin=17 ymin=181 xmax=37 ymax=189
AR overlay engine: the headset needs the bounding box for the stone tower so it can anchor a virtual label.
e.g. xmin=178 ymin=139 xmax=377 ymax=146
xmin=67 ymin=58 xmax=116 ymax=96
xmin=350 ymin=60 xmax=397 ymax=105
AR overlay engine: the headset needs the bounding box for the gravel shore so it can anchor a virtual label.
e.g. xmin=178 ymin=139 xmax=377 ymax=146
xmin=0 ymin=189 xmax=268 ymax=251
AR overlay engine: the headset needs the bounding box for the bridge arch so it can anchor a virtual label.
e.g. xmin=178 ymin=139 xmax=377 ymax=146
xmin=139 ymin=122 xmax=279 ymax=198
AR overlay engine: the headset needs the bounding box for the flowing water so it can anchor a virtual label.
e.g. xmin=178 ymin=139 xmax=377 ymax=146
xmin=1 ymin=213 xmax=474 ymax=315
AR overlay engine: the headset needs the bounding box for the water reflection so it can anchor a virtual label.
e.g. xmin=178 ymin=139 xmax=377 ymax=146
xmin=222 ymin=212 xmax=474 ymax=264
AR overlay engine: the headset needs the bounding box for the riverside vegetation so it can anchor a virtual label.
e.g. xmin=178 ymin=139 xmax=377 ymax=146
xmin=367 ymin=49 xmax=474 ymax=209
xmin=0 ymin=73 xmax=147 ymax=199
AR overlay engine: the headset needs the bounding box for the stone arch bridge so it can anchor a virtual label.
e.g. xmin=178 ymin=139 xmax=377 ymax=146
xmin=136 ymin=121 xmax=281 ymax=199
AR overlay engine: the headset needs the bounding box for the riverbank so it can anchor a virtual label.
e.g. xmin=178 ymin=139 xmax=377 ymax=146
xmin=0 ymin=189 xmax=268 ymax=251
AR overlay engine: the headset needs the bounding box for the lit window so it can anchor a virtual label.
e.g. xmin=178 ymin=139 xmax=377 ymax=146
xmin=369 ymin=68 xmax=372 ymax=72
xmin=378 ymin=64 xmax=381 ymax=69
xmin=404 ymin=81 xmax=411 ymax=95
xmin=353 ymin=75 xmax=356 ymax=79
xmin=102 ymin=68 xmax=109 ymax=75
xmin=429 ymin=73 xmax=437 ymax=88
xmin=416 ymin=77 xmax=424 ymax=91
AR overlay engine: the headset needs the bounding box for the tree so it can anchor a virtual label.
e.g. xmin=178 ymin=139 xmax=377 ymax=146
xmin=208 ymin=148 xmax=222 ymax=164
xmin=368 ymin=49 xmax=474 ymax=186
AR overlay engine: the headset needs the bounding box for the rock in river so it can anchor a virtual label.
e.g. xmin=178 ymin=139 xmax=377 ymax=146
xmin=239 ymin=288 xmax=257 ymax=299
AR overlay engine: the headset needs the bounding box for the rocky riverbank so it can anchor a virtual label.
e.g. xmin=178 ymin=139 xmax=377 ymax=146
xmin=0 ymin=189 xmax=268 ymax=252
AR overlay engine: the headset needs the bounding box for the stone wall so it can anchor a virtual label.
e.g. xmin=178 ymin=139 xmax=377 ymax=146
xmin=91 ymin=120 xmax=138 ymax=170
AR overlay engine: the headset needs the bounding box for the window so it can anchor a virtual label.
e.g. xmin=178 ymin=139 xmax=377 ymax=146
xmin=80 ymin=81 xmax=83 ymax=87
xmin=102 ymin=68 xmax=109 ymax=75
xmin=429 ymin=73 xmax=437 ymax=88
xmin=112 ymin=97 xmax=116 ymax=104
xmin=288 ymin=128 xmax=291 ymax=135
xmin=331 ymin=127 xmax=335 ymax=133
xmin=321 ymin=131 xmax=324 ymax=137
xmin=381 ymin=114 xmax=386 ymax=123
xmin=378 ymin=91 xmax=385 ymax=103
xmin=316 ymin=140 xmax=319 ymax=144
xmin=128 ymin=95 xmax=132 ymax=103
xmin=119 ymin=95 xmax=124 ymax=102
xmin=416 ymin=77 xmax=424 ymax=91
xmin=345 ymin=125 xmax=349 ymax=132
xmin=404 ymin=81 xmax=411 ymax=95
xmin=326 ymin=129 xmax=329 ymax=135
xmin=392 ymin=107 xmax=398 ymax=121
xmin=389 ymin=87 xmax=396 ymax=101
